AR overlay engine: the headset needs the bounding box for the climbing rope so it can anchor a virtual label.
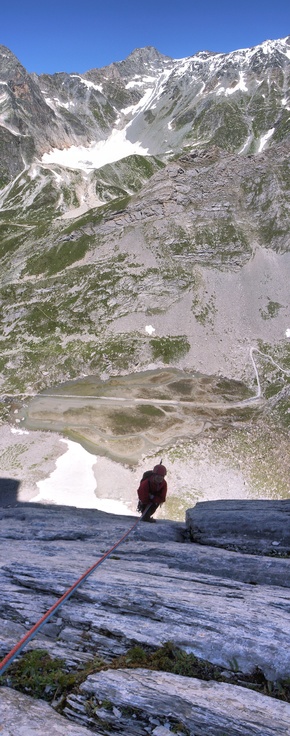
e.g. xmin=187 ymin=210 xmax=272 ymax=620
xmin=0 ymin=506 xmax=151 ymax=677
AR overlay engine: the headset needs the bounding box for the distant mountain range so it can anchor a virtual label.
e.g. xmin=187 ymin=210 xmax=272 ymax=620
xmin=1 ymin=39 xmax=290 ymax=183
xmin=0 ymin=37 xmax=290 ymax=408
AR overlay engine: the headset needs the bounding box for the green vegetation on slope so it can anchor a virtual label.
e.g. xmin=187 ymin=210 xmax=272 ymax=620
xmin=2 ymin=643 xmax=290 ymax=708
xmin=150 ymin=336 xmax=190 ymax=363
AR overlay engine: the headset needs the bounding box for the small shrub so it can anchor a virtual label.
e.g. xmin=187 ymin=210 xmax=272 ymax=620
xmin=0 ymin=649 xmax=105 ymax=702
xmin=0 ymin=649 xmax=75 ymax=701
xmin=125 ymin=645 xmax=148 ymax=665
xmin=114 ymin=641 xmax=221 ymax=681
xmin=150 ymin=336 xmax=190 ymax=364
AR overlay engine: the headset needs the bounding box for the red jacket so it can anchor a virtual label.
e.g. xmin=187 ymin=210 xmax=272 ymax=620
xmin=137 ymin=477 xmax=167 ymax=506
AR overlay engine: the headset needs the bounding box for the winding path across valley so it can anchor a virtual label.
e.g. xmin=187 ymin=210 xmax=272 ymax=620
xmin=3 ymin=348 xmax=290 ymax=414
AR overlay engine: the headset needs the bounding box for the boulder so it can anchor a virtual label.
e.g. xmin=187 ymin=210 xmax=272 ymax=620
xmin=67 ymin=668 xmax=290 ymax=736
xmin=186 ymin=499 xmax=290 ymax=554
xmin=0 ymin=686 xmax=99 ymax=736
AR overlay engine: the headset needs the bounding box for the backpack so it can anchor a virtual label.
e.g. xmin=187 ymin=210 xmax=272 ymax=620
xmin=141 ymin=469 xmax=153 ymax=483
xmin=140 ymin=469 xmax=163 ymax=497
xmin=137 ymin=470 xmax=153 ymax=512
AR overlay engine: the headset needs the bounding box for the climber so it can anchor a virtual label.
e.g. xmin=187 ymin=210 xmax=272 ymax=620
xmin=137 ymin=464 xmax=167 ymax=522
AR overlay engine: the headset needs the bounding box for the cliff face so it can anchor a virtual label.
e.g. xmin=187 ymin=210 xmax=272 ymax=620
xmin=1 ymin=499 xmax=290 ymax=735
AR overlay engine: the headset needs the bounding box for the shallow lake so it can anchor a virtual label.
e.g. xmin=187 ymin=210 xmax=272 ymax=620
xmin=23 ymin=367 xmax=257 ymax=465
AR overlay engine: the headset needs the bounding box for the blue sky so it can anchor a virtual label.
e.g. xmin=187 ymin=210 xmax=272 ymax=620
xmin=1 ymin=0 xmax=290 ymax=74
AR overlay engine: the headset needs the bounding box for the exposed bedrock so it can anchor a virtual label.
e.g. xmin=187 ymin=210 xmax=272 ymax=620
xmin=1 ymin=500 xmax=290 ymax=735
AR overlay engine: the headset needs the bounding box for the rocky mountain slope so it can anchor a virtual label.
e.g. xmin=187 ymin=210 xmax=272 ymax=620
xmin=1 ymin=499 xmax=290 ymax=735
xmin=1 ymin=38 xmax=290 ymax=736
xmin=0 ymin=37 xmax=290 ymax=399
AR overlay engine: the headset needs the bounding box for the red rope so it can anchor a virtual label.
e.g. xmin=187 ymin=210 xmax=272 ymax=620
xmin=0 ymin=510 xmax=148 ymax=676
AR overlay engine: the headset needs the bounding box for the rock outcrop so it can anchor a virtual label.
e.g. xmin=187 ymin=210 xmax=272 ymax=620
xmin=1 ymin=500 xmax=290 ymax=734
xmin=1 ymin=686 xmax=97 ymax=736
xmin=186 ymin=498 xmax=290 ymax=554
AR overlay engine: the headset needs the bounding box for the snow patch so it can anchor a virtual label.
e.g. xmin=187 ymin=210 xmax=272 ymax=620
xmin=71 ymin=74 xmax=103 ymax=92
xmin=10 ymin=428 xmax=29 ymax=435
xmin=30 ymin=164 xmax=40 ymax=180
xmin=44 ymin=96 xmax=56 ymax=109
xmin=258 ymin=128 xmax=275 ymax=152
xmin=145 ymin=325 xmax=155 ymax=335
xmin=196 ymin=82 xmax=206 ymax=97
xmin=239 ymin=135 xmax=252 ymax=154
xmin=125 ymin=80 xmax=144 ymax=89
xmin=122 ymin=103 xmax=138 ymax=116
xmin=125 ymin=68 xmax=173 ymax=120
xmin=50 ymin=169 xmax=63 ymax=184
xmin=32 ymin=438 xmax=134 ymax=514
xmin=125 ymin=75 xmax=157 ymax=89
xmin=45 ymin=97 xmax=75 ymax=110
xmin=42 ymin=127 xmax=149 ymax=171
xmin=286 ymin=328 xmax=290 ymax=338
xmin=216 ymin=72 xmax=248 ymax=97
xmin=173 ymin=57 xmax=192 ymax=77
xmin=59 ymin=100 xmax=76 ymax=109
xmin=209 ymin=58 xmax=223 ymax=73
xmin=122 ymin=85 xmax=158 ymax=117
